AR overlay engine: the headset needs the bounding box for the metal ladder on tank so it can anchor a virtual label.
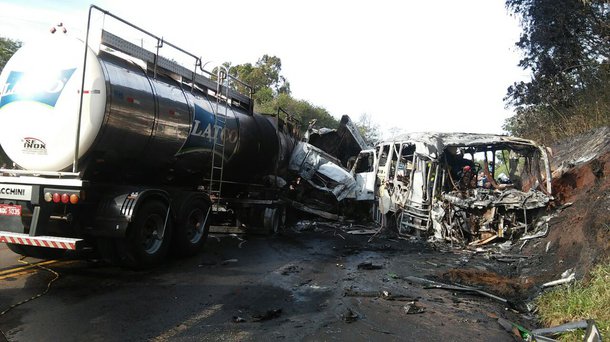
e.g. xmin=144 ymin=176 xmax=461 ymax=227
xmin=208 ymin=66 xmax=230 ymax=205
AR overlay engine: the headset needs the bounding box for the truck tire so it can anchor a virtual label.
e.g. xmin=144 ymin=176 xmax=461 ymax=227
xmin=116 ymin=200 xmax=172 ymax=269
xmin=263 ymin=207 xmax=282 ymax=234
xmin=172 ymin=199 xmax=211 ymax=256
xmin=6 ymin=243 xmax=67 ymax=260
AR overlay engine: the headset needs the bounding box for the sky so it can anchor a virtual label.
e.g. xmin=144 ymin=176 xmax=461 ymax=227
xmin=0 ymin=0 xmax=529 ymax=138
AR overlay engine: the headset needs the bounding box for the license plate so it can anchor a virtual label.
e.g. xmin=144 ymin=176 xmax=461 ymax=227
xmin=0 ymin=204 xmax=21 ymax=216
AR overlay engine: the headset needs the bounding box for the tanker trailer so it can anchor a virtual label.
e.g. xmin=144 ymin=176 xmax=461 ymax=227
xmin=0 ymin=6 xmax=298 ymax=268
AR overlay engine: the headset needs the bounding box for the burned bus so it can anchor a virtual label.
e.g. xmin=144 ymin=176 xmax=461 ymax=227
xmin=351 ymin=133 xmax=553 ymax=243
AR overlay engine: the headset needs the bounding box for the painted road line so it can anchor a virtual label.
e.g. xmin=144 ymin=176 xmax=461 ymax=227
xmin=0 ymin=260 xmax=59 ymax=276
xmin=151 ymin=304 xmax=224 ymax=341
xmin=0 ymin=260 xmax=76 ymax=280
xmin=0 ymin=268 xmax=43 ymax=280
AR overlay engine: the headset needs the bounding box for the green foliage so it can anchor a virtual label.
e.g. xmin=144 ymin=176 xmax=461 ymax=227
xmin=228 ymin=54 xmax=290 ymax=105
xmin=503 ymin=65 xmax=610 ymax=145
xmin=535 ymin=262 xmax=610 ymax=341
xmin=257 ymin=93 xmax=338 ymax=131
xmin=0 ymin=36 xmax=22 ymax=73
xmin=228 ymin=55 xmax=338 ymax=132
xmin=504 ymin=0 xmax=610 ymax=144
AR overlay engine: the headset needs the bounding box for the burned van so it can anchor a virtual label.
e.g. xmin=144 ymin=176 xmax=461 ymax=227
xmin=351 ymin=133 xmax=553 ymax=244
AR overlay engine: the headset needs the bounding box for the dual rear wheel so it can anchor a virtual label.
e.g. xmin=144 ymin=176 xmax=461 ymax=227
xmin=97 ymin=198 xmax=211 ymax=268
xmin=172 ymin=199 xmax=211 ymax=256
xmin=109 ymin=200 xmax=173 ymax=269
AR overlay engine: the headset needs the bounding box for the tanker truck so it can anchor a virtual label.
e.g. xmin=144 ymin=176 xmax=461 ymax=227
xmin=0 ymin=6 xmax=299 ymax=268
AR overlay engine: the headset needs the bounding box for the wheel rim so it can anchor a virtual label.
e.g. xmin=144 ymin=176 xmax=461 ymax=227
xmin=140 ymin=213 xmax=164 ymax=255
xmin=263 ymin=208 xmax=279 ymax=233
xmin=185 ymin=208 xmax=205 ymax=244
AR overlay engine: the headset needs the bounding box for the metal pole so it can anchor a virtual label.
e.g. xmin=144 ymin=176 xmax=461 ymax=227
xmin=73 ymin=5 xmax=96 ymax=173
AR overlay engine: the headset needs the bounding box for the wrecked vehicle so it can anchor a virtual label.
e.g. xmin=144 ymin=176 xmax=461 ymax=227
xmin=288 ymin=142 xmax=356 ymax=201
xmin=285 ymin=115 xmax=369 ymax=219
xmin=351 ymin=133 xmax=553 ymax=243
xmin=307 ymin=115 xmax=370 ymax=168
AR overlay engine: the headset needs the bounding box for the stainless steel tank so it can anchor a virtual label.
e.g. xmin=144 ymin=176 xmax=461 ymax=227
xmin=0 ymin=36 xmax=297 ymax=187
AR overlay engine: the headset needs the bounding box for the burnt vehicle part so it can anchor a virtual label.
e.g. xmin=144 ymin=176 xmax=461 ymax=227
xmin=307 ymin=115 xmax=371 ymax=168
xmin=352 ymin=133 xmax=553 ymax=243
xmin=284 ymin=115 xmax=369 ymax=220
xmin=287 ymin=142 xmax=357 ymax=219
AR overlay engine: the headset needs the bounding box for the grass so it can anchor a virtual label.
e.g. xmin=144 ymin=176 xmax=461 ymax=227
xmin=535 ymin=261 xmax=610 ymax=341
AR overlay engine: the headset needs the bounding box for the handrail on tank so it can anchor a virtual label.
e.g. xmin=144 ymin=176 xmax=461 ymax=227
xmin=74 ymin=6 xmax=94 ymax=173
xmin=75 ymin=5 xmax=255 ymax=172
xmin=277 ymin=107 xmax=299 ymax=125
xmin=202 ymin=63 xmax=254 ymax=112
xmin=90 ymin=5 xmax=200 ymax=63
xmin=227 ymin=74 xmax=254 ymax=99
xmin=89 ymin=5 xmax=254 ymax=98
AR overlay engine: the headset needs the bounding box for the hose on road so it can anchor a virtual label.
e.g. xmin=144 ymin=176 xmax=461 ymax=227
xmin=0 ymin=256 xmax=60 ymax=341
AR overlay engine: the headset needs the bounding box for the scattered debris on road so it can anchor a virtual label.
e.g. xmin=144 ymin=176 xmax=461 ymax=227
xmin=232 ymin=316 xmax=247 ymax=323
xmin=541 ymin=269 xmax=576 ymax=288
xmin=252 ymin=308 xmax=283 ymax=322
xmin=531 ymin=319 xmax=602 ymax=342
xmin=221 ymin=258 xmax=239 ymax=265
xmin=357 ymin=261 xmax=383 ymax=270
xmin=403 ymin=275 xmax=524 ymax=311
xmin=342 ymin=308 xmax=359 ymax=323
xmin=496 ymin=316 xmax=532 ymax=340
xmin=343 ymin=288 xmax=416 ymax=302
xmin=403 ymin=302 xmax=425 ymax=314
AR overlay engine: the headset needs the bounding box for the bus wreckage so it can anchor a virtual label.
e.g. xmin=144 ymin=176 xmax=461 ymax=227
xmin=351 ymin=133 xmax=553 ymax=244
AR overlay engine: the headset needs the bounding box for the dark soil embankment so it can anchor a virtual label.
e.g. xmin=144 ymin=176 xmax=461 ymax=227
xmin=528 ymin=127 xmax=610 ymax=281
xmin=440 ymin=269 xmax=534 ymax=298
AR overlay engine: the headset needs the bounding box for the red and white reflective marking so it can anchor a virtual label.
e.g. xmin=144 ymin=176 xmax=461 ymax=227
xmin=79 ymin=89 xmax=101 ymax=94
xmin=126 ymin=97 xmax=141 ymax=105
xmin=0 ymin=232 xmax=81 ymax=250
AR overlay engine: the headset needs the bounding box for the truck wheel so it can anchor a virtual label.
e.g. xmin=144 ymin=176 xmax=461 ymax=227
xmin=263 ymin=207 xmax=281 ymax=234
xmin=172 ymin=199 xmax=211 ymax=256
xmin=6 ymin=243 xmax=66 ymax=260
xmin=117 ymin=200 xmax=172 ymax=269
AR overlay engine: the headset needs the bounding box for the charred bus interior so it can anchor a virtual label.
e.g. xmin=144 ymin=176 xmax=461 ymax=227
xmin=361 ymin=134 xmax=553 ymax=244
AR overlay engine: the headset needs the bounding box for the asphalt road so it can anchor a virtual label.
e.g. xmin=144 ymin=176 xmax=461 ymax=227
xmin=0 ymin=223 xmax=521 ymax=341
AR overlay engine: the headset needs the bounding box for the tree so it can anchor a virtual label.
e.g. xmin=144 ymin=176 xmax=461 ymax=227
xmin=387 ymin=126 xmax=406 ymax=140
xmin=228 ymin=55 xmax=290 ymax=105
xmin=227 ymin=55 xmax=338 ymax=132
xmin=355 ymin=113 xmax=381 ymax=146
xmin=505 ymin=0 xmax=608 ymax=108
xmin=257 ymin=93 xmax=338 ymax=131
xmin=0 ymin=37 xmax=21 ymax=73
xmin=503 ymin=0 xmax=609 ymax=143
